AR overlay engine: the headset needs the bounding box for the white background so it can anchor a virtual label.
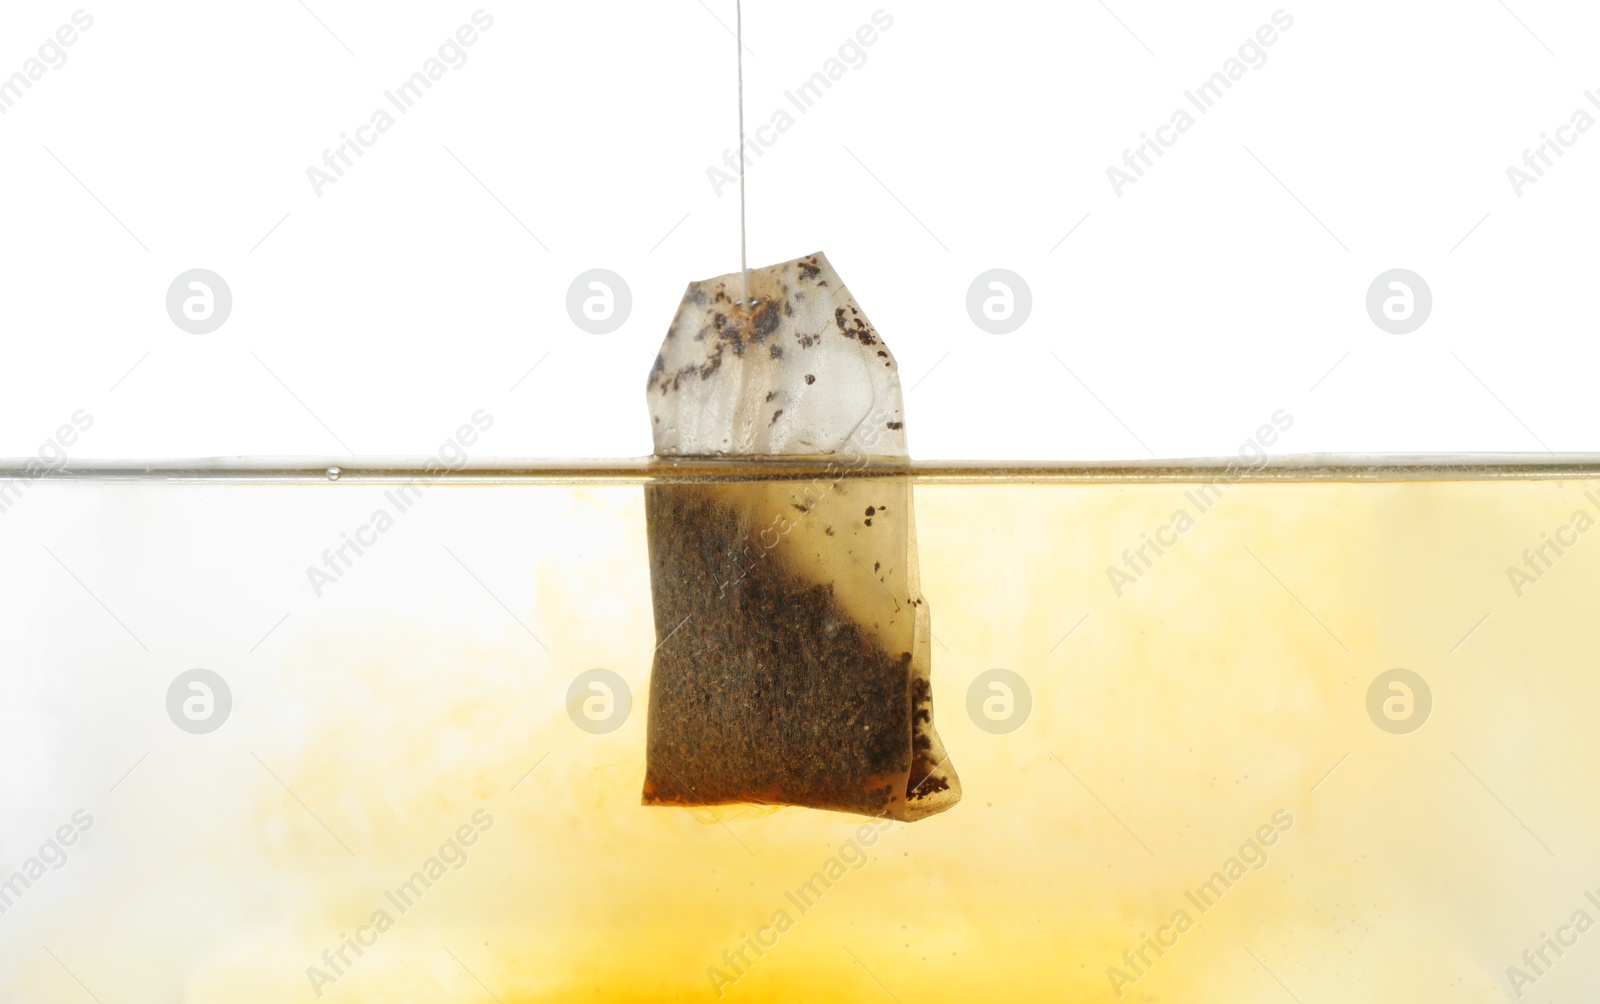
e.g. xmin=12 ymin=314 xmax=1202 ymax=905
xmin=0 ymin=0 xmax=1594 ymax=463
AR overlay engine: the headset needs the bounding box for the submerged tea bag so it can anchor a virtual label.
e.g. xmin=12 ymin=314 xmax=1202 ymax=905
xmin=642 ymin=252 xmax=960 ymax=821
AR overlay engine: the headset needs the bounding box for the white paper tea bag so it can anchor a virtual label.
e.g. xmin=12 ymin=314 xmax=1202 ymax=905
xmin=642 ymin=252 xmax=960 ymax=821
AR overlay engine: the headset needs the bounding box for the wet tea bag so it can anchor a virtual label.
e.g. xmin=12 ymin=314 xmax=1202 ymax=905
xmin=642 ymin=252 xmax=960 ymax=821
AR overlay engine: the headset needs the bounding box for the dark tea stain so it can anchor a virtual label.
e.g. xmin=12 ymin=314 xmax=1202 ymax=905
xmin=642 ymin=486 xmax=927 ymax=818
xmin=908 ymin=677 xmax=949 ymax=798
xmin=650 ymin=280 xmax=791 ymax=395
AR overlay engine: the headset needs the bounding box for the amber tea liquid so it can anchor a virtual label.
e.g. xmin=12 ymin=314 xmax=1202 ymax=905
xmin=0 ymin=465 xmax=1594 ymax=1002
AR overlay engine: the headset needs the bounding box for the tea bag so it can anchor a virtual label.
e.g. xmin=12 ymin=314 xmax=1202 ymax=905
xmin=642 ymin=252 xmax=960 ymax=821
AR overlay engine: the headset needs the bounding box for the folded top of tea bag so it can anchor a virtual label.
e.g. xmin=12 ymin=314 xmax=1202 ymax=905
xmin=647 ymin=252 xmax=906 ymax=458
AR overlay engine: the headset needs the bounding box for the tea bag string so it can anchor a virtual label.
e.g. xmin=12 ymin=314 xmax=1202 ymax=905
xmin=737 ymin=0 xmax=750 ymax=304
